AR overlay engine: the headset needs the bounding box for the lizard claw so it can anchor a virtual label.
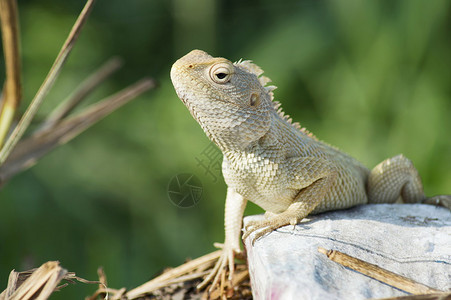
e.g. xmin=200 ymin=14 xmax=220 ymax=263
xmin=197 ymin=242 xmax=239 ymax=291
xmin=243 ymin=215 xmax=297 ymax=244
xmin=423 ymin=195 xmax=451 ymax=210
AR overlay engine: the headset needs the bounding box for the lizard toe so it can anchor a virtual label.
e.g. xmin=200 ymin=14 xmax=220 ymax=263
xmin=423 ymin=195 xmax=451 ymax=210
xmin=242 ymin=219 xmax=270 ymax=241
xmin=243 ymin=216 xmax=295 ymax=244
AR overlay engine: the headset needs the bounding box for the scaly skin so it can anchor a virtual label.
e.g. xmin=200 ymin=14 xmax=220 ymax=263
xmin=170 ymin=49 xmax=451 ymax=291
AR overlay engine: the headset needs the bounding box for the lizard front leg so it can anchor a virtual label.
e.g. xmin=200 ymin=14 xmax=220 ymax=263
xmin=197 ymin=188 xmax=247 ymax=291
xmin=244 ymin=162 xmax=338 ymax=244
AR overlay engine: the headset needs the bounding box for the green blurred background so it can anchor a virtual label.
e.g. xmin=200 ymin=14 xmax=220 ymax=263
xmin=1 ymin=0 xmax=450 ymax=298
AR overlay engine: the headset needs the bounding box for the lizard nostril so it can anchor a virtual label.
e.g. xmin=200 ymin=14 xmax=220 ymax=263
xmin=188 ymin=64 xmax=194 ymax=68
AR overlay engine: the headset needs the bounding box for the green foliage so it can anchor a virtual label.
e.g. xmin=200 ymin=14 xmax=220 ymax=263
xmin=0 ymin=0 xmax=450 ymax=298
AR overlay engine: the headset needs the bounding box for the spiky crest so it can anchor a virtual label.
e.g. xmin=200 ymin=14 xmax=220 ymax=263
xmin=235 ymin=59 xmax=317 ymax=140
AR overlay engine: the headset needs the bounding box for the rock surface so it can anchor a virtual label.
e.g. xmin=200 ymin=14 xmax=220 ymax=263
xmin=243 ymin=204 xmax=451 ymax=300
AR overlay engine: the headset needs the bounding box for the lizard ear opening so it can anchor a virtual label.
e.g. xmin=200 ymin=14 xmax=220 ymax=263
xmin=250 ymin=93 xmax=260 ymax=107
xmin=210 ymin=62 xmax=233 ymax=84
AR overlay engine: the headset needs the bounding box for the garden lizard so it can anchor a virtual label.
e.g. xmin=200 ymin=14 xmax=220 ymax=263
xmin=170 ymin=49 xmax=451 ymax=291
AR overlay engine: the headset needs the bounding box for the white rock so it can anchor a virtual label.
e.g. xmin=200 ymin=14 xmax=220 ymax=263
xmin=243 ymin=204 xmax=451 ymax=300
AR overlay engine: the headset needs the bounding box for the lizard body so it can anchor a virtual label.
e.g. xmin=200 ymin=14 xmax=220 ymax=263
xmin=170 ymin=49 xmax=450 ymax=290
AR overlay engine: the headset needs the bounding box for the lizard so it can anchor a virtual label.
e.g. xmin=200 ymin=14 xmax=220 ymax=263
xmin=170 ymin=49 xmax=451 ymax=291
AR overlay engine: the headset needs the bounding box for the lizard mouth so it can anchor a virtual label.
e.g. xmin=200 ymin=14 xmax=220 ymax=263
xmin=177 ymin=92 xmax=188 ymax=105
xmin=175 ymin=89 xmax=197 ymax=118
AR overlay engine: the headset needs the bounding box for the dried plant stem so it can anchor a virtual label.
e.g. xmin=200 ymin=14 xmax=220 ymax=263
xmin=378 ymin=292 xmax=451 ymax=300
xmin=125 ymin=250 xmax=222 ymax=299
xmin=4 ymin=262 xmax=66 ymax=300
xmin=0 ymin=78 xmax=155 ymax=184
xmin=0 ymin=261 xmax=103 ymax=300
xmin=50 ymin=78 xmax=155 ymax=145
xmin=208 ymin=267 xmax=249 ymax=299
xmin=39 ymin=56 xmax=124 ymax=131
xmin=318 ymin=247 xmax=441 ymax=295
xmin=0 ymin=0 xmax=21 ymax=147
xmin=0 ymin=0 xmax=96 ymax=165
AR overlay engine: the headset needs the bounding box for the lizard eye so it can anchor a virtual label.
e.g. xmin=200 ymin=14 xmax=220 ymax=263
xmin=209 ymin=62 xmax=233 ymax=84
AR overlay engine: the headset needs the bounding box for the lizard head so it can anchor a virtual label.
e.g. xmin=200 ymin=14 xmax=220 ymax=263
xmin=171 ymin=49 xmax=276 ymax=150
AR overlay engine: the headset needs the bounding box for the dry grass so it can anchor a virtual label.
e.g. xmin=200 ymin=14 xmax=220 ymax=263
xmin=0 ymin=252 xmax=252 ymax=300
xmin=0 ymin=261 xmax=102 ymax=300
